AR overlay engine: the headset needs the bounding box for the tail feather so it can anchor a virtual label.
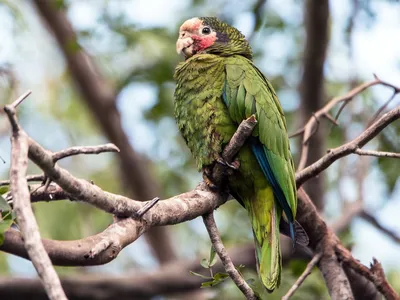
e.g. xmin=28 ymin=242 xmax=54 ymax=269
xmin=279 ymin=219 xmax=309 ymax=247
xmin=254 ymin=204 xmax=282 ymax=292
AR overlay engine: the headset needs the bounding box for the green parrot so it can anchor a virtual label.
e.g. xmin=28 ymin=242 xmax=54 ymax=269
xmin=174 ymin=17 xmax=307 ymax=292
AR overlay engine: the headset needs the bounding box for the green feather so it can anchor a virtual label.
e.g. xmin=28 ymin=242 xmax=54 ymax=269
xmin=174 ymin=17 xmax=298 ymax=292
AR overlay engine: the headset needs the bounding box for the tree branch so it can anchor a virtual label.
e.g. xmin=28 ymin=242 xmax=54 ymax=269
xmin=0 ymin=244 xmax=258 ymax=300
xmin=298 ymin=0 xmax=330 ymax=210
xmin=32 ymin=0 xmax=177 ymax=264
xmin=295 ymin=76 xmax=400 ymax=172
xmin=360 ymin=211 xmax=400 ymax=244
xmin=4 ymin=98 xmax=67 ymax=300
xmin=52 ymin=143 xmax=120 ymax=162
xmin=336 ymin=244 xmax=399 ymax=300
xmin=282 ymin=253 xmax=322 ymax=300
xmin=296 ymin=188 xmax=354 ymax=299
xmin=296 ymin=105 xmax=400 ymax=187
xmin=203 ymin=213 xmax=257 ymax=300
xmin=2 ymin=85 xmax=398 ymax=299
xmin=354 ymin=148 xmax=400 ymax=159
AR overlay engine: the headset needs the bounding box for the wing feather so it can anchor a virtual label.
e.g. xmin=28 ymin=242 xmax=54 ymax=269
xmin=223 ymin=57 xmax=297 ymax=223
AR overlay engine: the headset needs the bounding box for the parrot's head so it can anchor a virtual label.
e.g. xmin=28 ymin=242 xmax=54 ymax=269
xmin=176 ymin=17 xmax=252 ymax=60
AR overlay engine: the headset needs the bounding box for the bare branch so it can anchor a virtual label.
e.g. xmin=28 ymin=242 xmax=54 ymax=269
xmin=4 ymin=102 xmax=66 ymax=300
xmin=282 ymin=253 xmax=322 ymax=300
xmin=0 ymin=174 xmax=45 ymax=187
xmin=296 ymin=77 xmax=400 ymax=171
xmin=360 ymin=211 xmax=400 ymax=244
xmin=0 ymin=244 xmax=259 ymax=299
xmin=32 ymin=0 xmax=177 ymax=264
xmin=336 ymin=245 xmax=399 ymax=300
xmin=296 ymin=188 xmax=354 ymax=299
xmin=203 ymin=213 xmax=256 ymax=300
xmin=368 ymin=90 xmax=399 ymax=127
xmin=296 ymin=106 xmax=400 ymax=187
xmin=210 ymin=115 xmax=257 ymax=186
xmin=354 ymin=148 xmax=400 ymax=159
xmin=52 ymin=143 xmax=120 ymax=162
xmin=222 ymin=115 xmax=257 ymax=160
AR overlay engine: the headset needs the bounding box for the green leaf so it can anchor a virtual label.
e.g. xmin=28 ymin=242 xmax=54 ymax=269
xmin=0 ymin=186 xmax=9 ymax=195
xmin=236 ymin=264 xmax=245 ymax=273
xmin=209 ymin=246 xmax=217 ymax=267
xmin=213 ymin=272 xmax=229 ymax=281
xmin=189 ymin=271 xmax=212 ymax=280
xmin=0 ymin=195 xmax=11 ymax=212
xmin=200 ymin=258 xmax=210 ymax=269
xmin=200 ymin=280 xmax=216 ymax=288
xmin=200 ymin=272 xmax=230 ymax=288
xmin=0 ymin=211 xmax=14 ymax=245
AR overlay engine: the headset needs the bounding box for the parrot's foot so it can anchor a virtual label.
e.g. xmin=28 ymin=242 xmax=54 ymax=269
xmin=202 ymin=172 xmax=219 ymax=192
xmin=216 ymin=157 xmax=240 ymax=170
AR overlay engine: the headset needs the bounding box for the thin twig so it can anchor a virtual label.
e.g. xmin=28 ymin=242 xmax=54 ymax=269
xmin=368 ymin=90 xmax=399 ymax=127
xmin=0 ymin=174 xmax=45 ymax=187
xmin=52 ymin=143 xmax=120 ymax=162
xmin=360 ymin=211 xmax=400 ymax=244
xmin=336 ymin=244 xmax=399 ymax=300
xmin=4 ymin=103 xmax=67 ymax=300
xmin=282 ymin=253 xmax=323 ymax=300
xmin=296 ymin=106 xmax=400 ymax=187
xmin=11 ymin=90 xmax=32 ymax=108
xmin=203 ymin=213 xmax=257 ymax=300
xmin=296 ymin=77 xmax=400 ymax=171
xmin=354 ymin=148 xmax=400 ymax=159
xmin=134 ymin=197 xmax=160 ymax=218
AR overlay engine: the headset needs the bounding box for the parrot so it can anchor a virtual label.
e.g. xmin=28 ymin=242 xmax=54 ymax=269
xmin=174 ymin=17 xmax=307 ymax=292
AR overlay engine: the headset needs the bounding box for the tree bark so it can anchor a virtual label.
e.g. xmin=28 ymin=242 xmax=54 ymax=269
xmin=299 ymin=0 xmax=330 ymax=210
xmin=31 ymin=0 xmax=177 ymax=264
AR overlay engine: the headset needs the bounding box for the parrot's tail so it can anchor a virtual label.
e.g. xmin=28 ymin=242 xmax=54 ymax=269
xmin=253 ymin=203 xmax=282 ymax=292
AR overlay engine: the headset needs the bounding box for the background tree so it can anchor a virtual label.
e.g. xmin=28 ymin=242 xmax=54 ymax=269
xmin=0 ymin=0 xmax=399 ymax=299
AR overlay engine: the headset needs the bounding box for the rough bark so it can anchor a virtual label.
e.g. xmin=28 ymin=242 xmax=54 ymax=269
xmin=31 ymin=0 xmax=176 ymax=263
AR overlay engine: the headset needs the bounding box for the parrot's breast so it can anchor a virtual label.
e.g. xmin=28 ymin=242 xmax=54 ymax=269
xmin=174 ymin=55 xmax=237 ymax=170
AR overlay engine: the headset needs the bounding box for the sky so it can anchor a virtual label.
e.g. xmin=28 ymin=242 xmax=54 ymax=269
xmin=0 ymin=0 xmax=399 ymax=276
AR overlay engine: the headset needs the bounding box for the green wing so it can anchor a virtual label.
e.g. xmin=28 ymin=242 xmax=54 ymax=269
xmin=223 ymin=56 xmax=297 ymax=221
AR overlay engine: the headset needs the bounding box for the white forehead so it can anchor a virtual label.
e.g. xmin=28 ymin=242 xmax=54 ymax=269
xmin=179 ymin=17 xmax=202 ymax=32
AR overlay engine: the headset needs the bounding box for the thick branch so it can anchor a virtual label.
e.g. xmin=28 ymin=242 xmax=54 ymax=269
xmin=4 ymin=103 xmax=66 ymax=300
xmin=298 ymin=0 xmax=330 ymax=210
xmin=336 ymin=244 xmax=399 ymax=300
xmin=32 ymin=0 xmax=176 ymax=264
xmin=0 ymin=244 xmax=258 ymax=300
xmin=296 ymin=188 xmax=354 ymax=299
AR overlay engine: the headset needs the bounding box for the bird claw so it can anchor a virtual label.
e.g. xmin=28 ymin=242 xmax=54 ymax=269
xmin=216 ymin=157 xmax=240 ymax=170
xmin=202 ymin=171 xmax=219 ymax=192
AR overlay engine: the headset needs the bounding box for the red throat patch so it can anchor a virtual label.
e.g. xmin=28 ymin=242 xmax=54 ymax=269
xmin=192 ymin=34 xmax=217 ymax=52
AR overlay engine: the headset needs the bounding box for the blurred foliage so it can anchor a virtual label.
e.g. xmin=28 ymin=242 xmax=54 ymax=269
xmin=0 ymin=0 xmax=399 ymax=298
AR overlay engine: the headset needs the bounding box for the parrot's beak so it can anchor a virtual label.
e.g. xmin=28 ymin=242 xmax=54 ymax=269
xmin=176 ymin=31 xmax=194 ymax=58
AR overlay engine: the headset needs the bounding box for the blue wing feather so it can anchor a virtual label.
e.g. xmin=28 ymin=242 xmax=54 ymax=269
xmin=249 ymin=137 xmax=295 ymax=243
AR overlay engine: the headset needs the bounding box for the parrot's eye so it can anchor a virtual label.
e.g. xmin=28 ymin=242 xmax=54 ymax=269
xmin=202 ymin=27 xmax=211 ymax=35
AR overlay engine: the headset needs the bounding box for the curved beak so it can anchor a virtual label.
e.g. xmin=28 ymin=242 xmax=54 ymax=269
xmin=176 ymin=31 xmax=194 ymax=58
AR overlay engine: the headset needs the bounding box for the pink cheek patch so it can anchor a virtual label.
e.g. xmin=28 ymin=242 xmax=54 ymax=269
xmin=192 ymin=34 xmax=217 ymax=52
